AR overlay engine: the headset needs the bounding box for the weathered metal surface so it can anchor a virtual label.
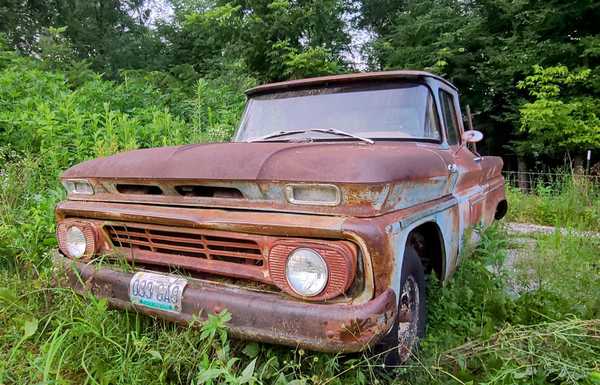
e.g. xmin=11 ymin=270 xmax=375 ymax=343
xmin=55 ymin=200 xmax=347 ymax=238
xmin=55 ymin=197 xmax=461 ymax=298
xmin=53 ymin=71 xmax=508 ymax=353
xmin=61 ymin=142 xmax=454 ymax=217
xmin=61 ymin=142 xmax=448 ymax=184
xmin=245 ymin=70 xmax=458 ymax=96
xmin=56 ymin=215 xmax=360 ymax=302
xmin=53 ymin=253 xmax=396 ymax=353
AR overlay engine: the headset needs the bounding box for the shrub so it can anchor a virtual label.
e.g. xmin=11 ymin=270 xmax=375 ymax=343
xmin=506 ymin=174 xmax=600 ymax=231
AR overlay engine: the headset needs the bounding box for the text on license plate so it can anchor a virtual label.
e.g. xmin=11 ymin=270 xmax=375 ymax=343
xmin=129 ymin=272 xmax=188 ymax=313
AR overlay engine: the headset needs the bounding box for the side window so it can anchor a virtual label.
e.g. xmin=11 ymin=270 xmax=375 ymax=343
xmin=439 ymin=90 xmax=460 ymax=145
xmin=424 ymin=93 xmax=441 ymax=140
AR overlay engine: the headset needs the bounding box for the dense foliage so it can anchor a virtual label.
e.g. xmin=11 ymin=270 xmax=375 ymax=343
xmin=2 ymin=0 xmax=599 ymax=167
xmin=0 ymin=1 xmax=599 ymax=384
xmin=0 ymin=0 xmax=600 ymax=167
xmin=517 ymin=65 xmax=600 ymax=156
xmin=359 ymin=0 xmax=600 ymax=166
xmin=0 ymin=39 xmax=251 ymax=167
xmin=166 ymin=0 xmax=351 ymax=80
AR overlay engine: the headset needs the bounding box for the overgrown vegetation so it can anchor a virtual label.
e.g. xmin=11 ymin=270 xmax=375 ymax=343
xmin=506 ymin=174 xmax=600 ymax=231
xmin=1 ymin=0 xmax=599 ymax=166
xmin=0 ymin=4 xmax=599 ymax=382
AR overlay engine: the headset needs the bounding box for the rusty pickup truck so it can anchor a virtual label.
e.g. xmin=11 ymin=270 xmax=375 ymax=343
xmin=54 ymin=70 xmax=507 ymax=363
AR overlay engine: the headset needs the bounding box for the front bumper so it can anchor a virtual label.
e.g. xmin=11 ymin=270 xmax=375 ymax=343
xmin=53 ymin=253 xmax=396 ymax=353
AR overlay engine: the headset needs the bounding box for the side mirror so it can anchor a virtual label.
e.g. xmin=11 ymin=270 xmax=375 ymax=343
xmin=462 ymin=130 xmax=483 ymax=143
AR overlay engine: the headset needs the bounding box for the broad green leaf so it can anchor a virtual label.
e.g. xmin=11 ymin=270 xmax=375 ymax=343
xmin=0 ymin=287 xmax=17 ymax=303
xmin=239 ymin=358 xmax=256 ymax=384
xmin=22 ymin=318 xmax=38 ymax=339
xmin=242 ymin=342 xmax=259 ymax=358
xmin=148 ymin=350 xmax=162 ymax=361
xmin=196 ymin=368 xmax=224 ymax=383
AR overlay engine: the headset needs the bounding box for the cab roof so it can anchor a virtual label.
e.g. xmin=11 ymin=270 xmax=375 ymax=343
xmin=245 ymin=70 xmax=457 ymax=96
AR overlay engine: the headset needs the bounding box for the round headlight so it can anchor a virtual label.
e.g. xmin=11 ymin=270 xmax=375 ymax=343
xmin=285 ymin=248 xmax=328 ymax=297
xmin=66 ymin=226 xmax=87 ymax=258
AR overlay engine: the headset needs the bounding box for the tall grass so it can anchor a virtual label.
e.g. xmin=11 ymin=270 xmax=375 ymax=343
xmin=506 ymin=173 xmax=600 ymax=231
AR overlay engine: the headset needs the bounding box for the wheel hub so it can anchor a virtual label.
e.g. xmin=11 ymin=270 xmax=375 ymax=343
xmin=396 ymin=275 xmax=420 ymax=361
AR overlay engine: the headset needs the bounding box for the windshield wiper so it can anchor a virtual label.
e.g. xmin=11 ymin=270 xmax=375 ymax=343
xmin=247 ymin=129 xmax=307 ymax=142
xmin=247 ymin=128 xmax=374 ymax=144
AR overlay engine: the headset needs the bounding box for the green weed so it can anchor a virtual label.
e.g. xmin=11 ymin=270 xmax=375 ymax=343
xmin=506 ymin=174 xmax=600 ymax=231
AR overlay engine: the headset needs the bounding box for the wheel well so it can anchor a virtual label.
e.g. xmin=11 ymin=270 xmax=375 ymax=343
xmin=495 ymin=199 xmax=508 ymax=220
xmin=406 ymin=222 xmax=445 ymax=280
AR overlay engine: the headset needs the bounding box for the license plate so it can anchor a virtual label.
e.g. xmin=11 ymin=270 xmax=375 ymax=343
xmin=129 ymin=272 xmax=188 ymax=313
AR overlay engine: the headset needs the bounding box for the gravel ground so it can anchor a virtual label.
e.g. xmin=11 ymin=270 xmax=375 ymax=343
xmin=499 ymin=222 xmax=597 ymax=296
xmin=502 ymin=235 xmax=539 ymax=296
xmin=505 ymin=222 xmax=600 ymax=238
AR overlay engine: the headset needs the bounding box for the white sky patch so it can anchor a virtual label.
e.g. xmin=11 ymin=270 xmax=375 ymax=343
xmin=341 ymin=10 xmax=373 ymax=71
xmin=134 ymin=0 xmax=174 ymax=26
xmin=345 ymin=27 xmax=373 ymax=71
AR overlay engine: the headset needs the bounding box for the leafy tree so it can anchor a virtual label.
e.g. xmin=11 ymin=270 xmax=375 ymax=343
xmin=51 ymin=0 xmax=168 ymax=75
xmin=517 ymin=65 xmax=600 ymax=160
xmin=36 ymin=26 xmax=77 ymax=70
xmin=0 ymin=0 xmax=168 ymax=76
xmin=164 ymin=3 xmax=243 ymax=75
xmin=0 ymin=0 xmax=55 ymax=53
xmin=229 ymin=0 xmax=350 ymax=80
xmin=269 ymin=41 xmax=344 ymax=79
xmin=357 ymin=0 xmax=404 ymax=37
xmin=361 ymin=0 xmax=600 ymax=165
xmin=166 ymin=0 xmax=351 ymax=81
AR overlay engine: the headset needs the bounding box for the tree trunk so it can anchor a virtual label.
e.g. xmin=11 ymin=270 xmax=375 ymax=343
xmin=517 ymin=157 xmax=529 ymax=192
xmin=573 ymin=154 xmax=584 ymax=174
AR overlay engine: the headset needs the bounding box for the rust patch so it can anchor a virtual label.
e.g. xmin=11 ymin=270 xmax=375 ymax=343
xmin=245 ymin=70 xmax=458 ymax=95
xmin=57 ymin=216 xmax=360 ymax=303
xmin=325 ymin=300 xmax=396 ymax=345
xmin=53 ymin=253 xmax=396 ymax=353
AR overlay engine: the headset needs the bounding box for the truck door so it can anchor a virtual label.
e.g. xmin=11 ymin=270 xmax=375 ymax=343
xmin=438 ymin=89 xmax=484 ymax=257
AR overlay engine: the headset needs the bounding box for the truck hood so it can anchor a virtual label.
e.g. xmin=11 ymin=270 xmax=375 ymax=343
xmin=62 ymin=142 xmax=453 ymax=217
xmin=63 ymin=141 xmax=449 ymax=184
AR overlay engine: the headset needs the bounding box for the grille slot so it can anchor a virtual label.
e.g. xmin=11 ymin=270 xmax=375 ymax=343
xmin=175 ymin=185 xmax=244 ymax=198
xmin=105 ymin=224 xmax=264 ymax=266
xmin=116 ymin=184 xmax=163 ymax=195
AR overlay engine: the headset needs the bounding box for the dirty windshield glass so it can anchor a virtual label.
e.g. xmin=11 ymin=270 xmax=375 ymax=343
xmin=235 ymin=82 xmax=441 ymax=142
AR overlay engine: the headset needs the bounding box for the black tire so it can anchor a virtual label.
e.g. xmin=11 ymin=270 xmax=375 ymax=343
xmin=378 ymin=243 xmax=427 ymax=366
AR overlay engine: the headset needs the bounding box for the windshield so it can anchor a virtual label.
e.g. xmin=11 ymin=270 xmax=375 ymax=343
xmin=235 ymin=82 xmax=441 ymax=142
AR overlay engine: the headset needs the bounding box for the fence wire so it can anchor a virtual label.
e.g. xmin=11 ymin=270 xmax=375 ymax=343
xmin=503 ymin=171 xmax=600 ymax=194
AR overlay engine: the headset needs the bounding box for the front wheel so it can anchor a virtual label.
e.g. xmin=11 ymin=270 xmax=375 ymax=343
xmin=378 ymin=244 xmax=427 ymax=365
